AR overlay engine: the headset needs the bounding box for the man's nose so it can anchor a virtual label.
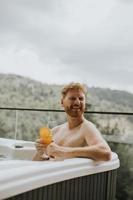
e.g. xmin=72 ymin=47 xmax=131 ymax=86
xmin=74 ymin=98 xmax=80 ymax=105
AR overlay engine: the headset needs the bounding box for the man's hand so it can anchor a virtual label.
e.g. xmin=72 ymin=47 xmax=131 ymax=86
xmin=32 ymin=139 xmax=49 ymax=161
xmin=46 ymin=142 xmax=65 ymax=159
xmin=35 ymin=139 xmax=47 ymax=153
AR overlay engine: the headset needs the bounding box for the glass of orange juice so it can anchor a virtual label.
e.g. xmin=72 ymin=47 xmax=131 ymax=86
xmin=39 ymin=127 xmax=53 ymax=145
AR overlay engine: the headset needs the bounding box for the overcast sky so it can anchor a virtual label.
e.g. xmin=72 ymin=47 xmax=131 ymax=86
xmin=0 ymin=0 xmax=133 ymax=93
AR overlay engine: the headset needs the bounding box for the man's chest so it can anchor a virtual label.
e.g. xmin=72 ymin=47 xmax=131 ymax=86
xmin=53 ymin=129 xmax=85 ymax=147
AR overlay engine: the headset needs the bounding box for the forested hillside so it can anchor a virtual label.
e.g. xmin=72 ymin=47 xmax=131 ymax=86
xmin=0 ymin=73 xmax=133 ymax=111
xmin=0 ymin=73 xmax=133 ymax=141
xmin=0 ymin=73 xmax=61 ymax=109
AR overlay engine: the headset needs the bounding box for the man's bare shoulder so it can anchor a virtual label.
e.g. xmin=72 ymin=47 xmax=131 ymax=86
xmin=83 ymin=119 xmax=97 ymax=130
xmin=83 ymin=119 xmax=109 ymax=146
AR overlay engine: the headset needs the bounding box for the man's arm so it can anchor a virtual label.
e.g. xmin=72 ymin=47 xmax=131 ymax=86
xmin=82 ymin=121 xmax=112 ymax=161
xmin=46 ymin=121 xmax=111 ymax=161
xmin=46 ymin=142 xmax=111 ymax=161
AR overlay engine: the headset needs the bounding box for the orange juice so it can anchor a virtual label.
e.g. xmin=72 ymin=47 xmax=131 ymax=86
xmin=39 ymin=127 xmax=53 ymax=145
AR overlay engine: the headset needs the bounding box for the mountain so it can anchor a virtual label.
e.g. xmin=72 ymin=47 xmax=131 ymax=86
xmin=0 ymin=73 xmax=133 ymax=141
xmin=0 ymin=73 xmax=61 ymax=109
xmin=0 ymin=73 xmax=133 ymax=111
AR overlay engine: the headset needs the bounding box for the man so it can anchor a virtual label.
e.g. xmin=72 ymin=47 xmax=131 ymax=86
xmin=33 ymin=82 xmax=111 ymax=161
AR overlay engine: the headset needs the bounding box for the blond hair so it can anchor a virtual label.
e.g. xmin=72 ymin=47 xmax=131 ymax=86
xmin=61 ymin=82 xmax=87 ymax=98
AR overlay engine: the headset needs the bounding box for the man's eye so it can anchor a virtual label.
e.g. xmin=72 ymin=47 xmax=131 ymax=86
xmin=69 ymin=97 xmax=84 ymax=101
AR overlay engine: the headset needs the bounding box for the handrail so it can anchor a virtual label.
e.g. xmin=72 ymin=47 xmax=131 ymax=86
xmin=0 ymin=107 xmax=133 ymax=115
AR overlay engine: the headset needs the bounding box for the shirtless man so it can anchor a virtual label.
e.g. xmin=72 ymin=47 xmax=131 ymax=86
xmin=33 ymin=82 xmax=111 ymax=161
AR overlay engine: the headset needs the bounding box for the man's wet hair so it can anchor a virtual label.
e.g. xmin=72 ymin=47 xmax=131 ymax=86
xmin=61 ymin=82 xmax=87 ymax=98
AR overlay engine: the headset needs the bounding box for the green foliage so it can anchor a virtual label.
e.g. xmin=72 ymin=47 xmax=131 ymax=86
xmin=109 ymin=143 xmax=133 ymax=200
xmin=0 ymin=120 xmax=7 ymax=137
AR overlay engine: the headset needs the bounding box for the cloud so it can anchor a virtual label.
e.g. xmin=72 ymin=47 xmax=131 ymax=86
xmin=0 ymin=0 xmax=133 ymax=93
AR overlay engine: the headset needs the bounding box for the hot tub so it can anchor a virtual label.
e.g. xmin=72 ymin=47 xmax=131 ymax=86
xmin=0 ymin=138 xmax=120 ymax=200
xmin=0 ymin=138 xmax=36 ymax=161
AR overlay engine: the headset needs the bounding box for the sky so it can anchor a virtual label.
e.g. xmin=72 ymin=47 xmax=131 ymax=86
xmin=0 ymin=0 xmax=133 ymax=93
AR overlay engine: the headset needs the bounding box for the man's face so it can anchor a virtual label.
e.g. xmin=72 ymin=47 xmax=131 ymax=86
xmin=61 ymin=89 xmax=86 ymax=117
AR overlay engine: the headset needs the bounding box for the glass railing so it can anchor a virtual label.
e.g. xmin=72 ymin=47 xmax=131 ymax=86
xmin=0 ymin=107 xmax=133 ymax=142
xmin=0 ymin=107 xmax=133 ymax=200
